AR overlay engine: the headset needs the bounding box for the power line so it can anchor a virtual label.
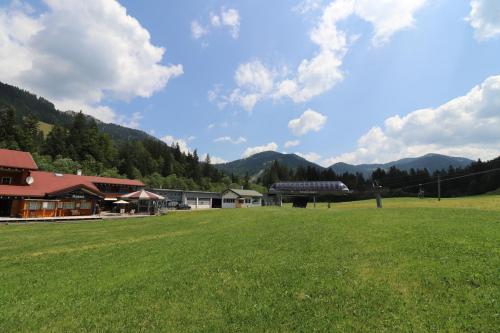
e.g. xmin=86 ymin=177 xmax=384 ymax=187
xmin=401 ymin=167 xmax=500 ymax=189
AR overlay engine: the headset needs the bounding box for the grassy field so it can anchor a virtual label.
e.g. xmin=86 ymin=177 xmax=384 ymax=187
xmin=1 ymin=196 xmax=499 ymax=332
xmin=37 ymin=121 xmax=54 ymax=138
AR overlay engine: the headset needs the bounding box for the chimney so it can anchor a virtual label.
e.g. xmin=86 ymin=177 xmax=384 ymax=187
xmin=76 ymin=169 xmax=82 ymax=176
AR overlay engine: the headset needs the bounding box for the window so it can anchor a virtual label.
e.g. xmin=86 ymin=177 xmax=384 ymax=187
xmin=1 ymin=177 xmax=12 ymax=185
xmin=63 ymin=201 xmax=76 ymax=209
xmin=28 ymin=201 xmax=40 ymax=210
xmin=42 ymin=202 xmax=56 ymax=210
xmin=224 ymin=198 xmax=235 ymax=203
xmin=245 ymin=198 xmax=251 ymax=204
xmin=80 ymin=201 xmax=92 ymax=209
xmin=198 ymin=199 xmax=210 ymax=205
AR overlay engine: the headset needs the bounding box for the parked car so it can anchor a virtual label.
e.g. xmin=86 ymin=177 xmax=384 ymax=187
xmin=177 ymin=203 xmax=191 ymax=210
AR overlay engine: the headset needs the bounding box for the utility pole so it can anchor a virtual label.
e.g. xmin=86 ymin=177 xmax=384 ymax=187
xmin=437 ymin=174 xmax=441 ymax=201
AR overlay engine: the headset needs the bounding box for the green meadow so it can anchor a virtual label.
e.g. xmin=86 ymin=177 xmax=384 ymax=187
xmin=1 ymin=196 xmax=499 ymax=332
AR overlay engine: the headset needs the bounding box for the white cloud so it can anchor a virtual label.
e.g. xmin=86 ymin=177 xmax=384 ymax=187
xmin=210 ymin=156 xmax=228 ymax=164
xmin=322 ymin=75 xmax=500 ymax=166
xmin=242 ymin=142 xmax=279 ymax=158
xmin=296 ymin=152 xmax=322 ymax=162
xmin=192 ymin=7 xmax=240 ymax=42
xmin=288 ymin=109 xmax=327 ymax=136
xmin=221 ymin=8 xmax=240 ymax=38
xmin=0 ymin=0 xmax=182 ymax=123
xmin=214 ymin=136 xmax=247 ymax=144
xmin=210 ymin=12 xmax=221 ymax=27
xmin=284 ymin=140 xmax=301 ymax=148
xmin=191 ymin=20 xmax=208 ymax=39
xmin=215 ymin=0 xmax=426 ymax=111
xmin=352 ymin=0 xmax=427 ymax=46
xmin=467 ymin=0 xmax=500 ymax=41
xmin=201 ymin=153 xmax=227 ymax=164
xmin=118 ymin=111 xmax=143 ymax=129
xmin=228 ymin=90 xmax=261 ymax=112
xmin=161 ymin=135 xmax=190 ymax=154
xmin=293 ymin=0 xmax=323 ymax=14
xmin=235 ymin=61 xmax=275 ymax=95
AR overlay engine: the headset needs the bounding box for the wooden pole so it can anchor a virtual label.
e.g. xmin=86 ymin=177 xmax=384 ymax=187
xmin=313 ymin=195 xmax=316 ymax=208
xmin=373 ymin=182 xmax=382 ymax=208
xmin=375 ymin=192 xmax=382 ymax=208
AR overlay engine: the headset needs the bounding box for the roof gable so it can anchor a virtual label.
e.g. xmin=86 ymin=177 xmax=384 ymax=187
xmin=223 ymin=189 xmax=263 ymax=197
xmin=0 ymin=149 xmax=38 ymax=170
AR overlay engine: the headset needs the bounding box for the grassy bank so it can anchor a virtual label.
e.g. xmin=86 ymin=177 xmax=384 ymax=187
xmin=1 ymin=196 xmax=499 ymax=332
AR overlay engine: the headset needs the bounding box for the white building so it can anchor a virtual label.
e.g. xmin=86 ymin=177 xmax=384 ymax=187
xmin=150 ymin=189 xmax=221 ymax=209
xmin=221 ymin=189 xmax=263 ymax=208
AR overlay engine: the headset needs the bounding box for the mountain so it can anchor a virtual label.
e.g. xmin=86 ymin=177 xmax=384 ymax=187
xmin=217 ymin=151 xmax=475 ymax=179
xmin=329 ymin=153 xmax=474 ymax=177
xmin=215 ymin=151 xmax=324 ymax=179
xmin=0 ymin=81 xmax=154 ymax=142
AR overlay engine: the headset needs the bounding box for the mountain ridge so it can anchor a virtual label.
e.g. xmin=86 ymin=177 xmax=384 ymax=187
xmin=329 ymin=153 xmax=475 ymax=176
xmin=216 ymin=151 xmax=475 ymax=178
xmin=215 ymin=151 xmax=324 ymax=179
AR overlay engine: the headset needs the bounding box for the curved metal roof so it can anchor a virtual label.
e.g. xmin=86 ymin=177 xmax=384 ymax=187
xmin=269 ymin=181 xmax=349 ymax=194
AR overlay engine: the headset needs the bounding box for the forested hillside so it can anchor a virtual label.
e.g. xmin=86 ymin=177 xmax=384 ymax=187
xmin=0 ymin=81 xmax=153 ymax=142
xmin=0 ymin=82 xmax=263 ymax=192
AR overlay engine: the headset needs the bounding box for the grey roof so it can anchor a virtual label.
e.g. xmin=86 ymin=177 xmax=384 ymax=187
xmin=225 ymin=189 xmax=263 ymax=197
xmin=269 ymin=181 xmax=349 ymax=194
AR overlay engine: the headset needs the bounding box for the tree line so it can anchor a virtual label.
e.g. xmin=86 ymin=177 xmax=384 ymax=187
xmin=0 ymin=105 xmax=265 ymax=192
xmin=257 ymin=157 xmax=500 ymax=200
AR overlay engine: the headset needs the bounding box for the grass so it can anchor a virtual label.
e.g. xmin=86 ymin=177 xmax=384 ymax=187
xmin=37 ymin=121 xmax=54 ymax=138
xmin=0 ymin=196 xmax=499 ymax=332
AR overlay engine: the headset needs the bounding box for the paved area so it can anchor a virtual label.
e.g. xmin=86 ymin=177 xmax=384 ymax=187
xmin=0 ymin=215 xmax=102 ymax=223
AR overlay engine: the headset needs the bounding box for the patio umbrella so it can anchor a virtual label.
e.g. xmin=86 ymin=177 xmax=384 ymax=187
xmin=113 ymin=200 xmax=130 ymax=205
xmin=121 ymin=190 xmax=165 ymax=200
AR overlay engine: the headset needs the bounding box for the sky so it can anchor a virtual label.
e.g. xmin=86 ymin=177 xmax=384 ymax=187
xmin=1 ymin=0 xmax=499 ymax=166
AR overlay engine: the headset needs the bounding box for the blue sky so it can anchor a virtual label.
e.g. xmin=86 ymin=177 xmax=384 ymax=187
xmin=1 ymin=0 xmax=499 ymax=165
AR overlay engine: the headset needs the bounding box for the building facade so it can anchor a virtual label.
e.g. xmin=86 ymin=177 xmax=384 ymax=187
xmin=0 ymin=149 xmax=144 ymax=218
xmin=150 ymin=189 xmax=221 ymax=209
xmin=221 ymin=189 xmax=263 ymax=208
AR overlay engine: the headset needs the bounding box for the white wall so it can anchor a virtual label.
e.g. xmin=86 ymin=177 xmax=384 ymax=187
xmin=221 ymin=190 xmax=238 ymax=209
xmin=221 ymin=191 xmax=262 ymax=208
xmin=187 ymin=197 xmax=213 ymax=209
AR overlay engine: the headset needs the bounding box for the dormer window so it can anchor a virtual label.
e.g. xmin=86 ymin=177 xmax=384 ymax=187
xmin=1 ymin=177 xmax=12 ymax=185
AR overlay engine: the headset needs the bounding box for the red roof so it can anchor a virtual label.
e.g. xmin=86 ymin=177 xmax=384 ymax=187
xmin=83 ymin=175 xmax=144 ymax=186
xmin=0 ymin=171 xmax=101 ymax=198
xmin=0 ymin=149 xmax=144 ymax=198
xmin=0 ymin=171 xmax=144 ymax=198
xmin=0 ymin=149 xmax=38 ymax=170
